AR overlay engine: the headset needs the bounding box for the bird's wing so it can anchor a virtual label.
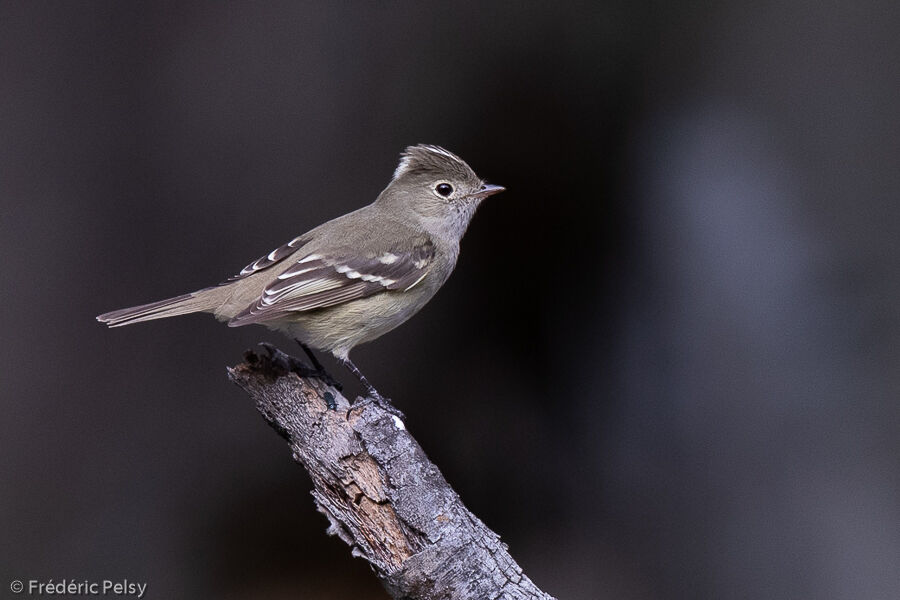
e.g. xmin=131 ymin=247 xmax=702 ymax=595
xmin=227 ymin=235 xmax=310 ymax=281
xmin=227 ymin=238 xmax=435 ymax=327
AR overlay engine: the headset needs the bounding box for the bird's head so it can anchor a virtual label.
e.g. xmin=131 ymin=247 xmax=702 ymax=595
xmin=378 ymin=144 xmax=505 ymax=238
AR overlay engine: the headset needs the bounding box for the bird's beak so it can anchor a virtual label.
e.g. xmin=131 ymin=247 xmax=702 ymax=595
xmin=469 ymin=183 xmax=506 ymax=200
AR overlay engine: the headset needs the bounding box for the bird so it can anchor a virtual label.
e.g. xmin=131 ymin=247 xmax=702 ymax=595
xmin=97 ymin=144 xmax=505 ymax=405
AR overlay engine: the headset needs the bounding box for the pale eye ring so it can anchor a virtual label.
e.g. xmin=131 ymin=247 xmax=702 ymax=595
xmin=435 ymin=183 xmax=453 ymax=197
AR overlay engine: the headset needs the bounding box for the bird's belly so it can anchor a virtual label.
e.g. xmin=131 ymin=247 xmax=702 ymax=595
xmin=278 ymin=286 xmax=437 ymax=360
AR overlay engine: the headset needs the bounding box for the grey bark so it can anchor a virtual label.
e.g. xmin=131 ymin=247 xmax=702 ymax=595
xmin=228 ymin=348 xmax=556 ymax=600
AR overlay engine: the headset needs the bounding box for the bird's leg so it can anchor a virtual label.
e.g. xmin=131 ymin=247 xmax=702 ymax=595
xmin=342 ymin=357 xmax=405 ymax=420
xmin=298 ymin=340 xmax=327 ymax=373
xmin=293 ymin=340 xmax=342 ymax=390
xmin=341 ymin=357 xmax=382 ymax=400
xmin=257 ymin=342 xmax=342 ymax=390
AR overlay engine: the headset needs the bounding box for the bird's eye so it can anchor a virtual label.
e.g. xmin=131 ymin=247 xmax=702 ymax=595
xmin=435 ymin=183 xmax=453 ymax=197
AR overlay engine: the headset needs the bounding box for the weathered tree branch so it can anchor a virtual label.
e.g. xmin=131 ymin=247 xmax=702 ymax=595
xmin=227 ymin=347 xmax=556 ymax=600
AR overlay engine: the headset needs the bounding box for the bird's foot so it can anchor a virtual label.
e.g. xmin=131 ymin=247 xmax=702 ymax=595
xmin=257 ymin=343 xmax=343 ymax=390
xmin=350 ymin=392 xmax=406 ymax=422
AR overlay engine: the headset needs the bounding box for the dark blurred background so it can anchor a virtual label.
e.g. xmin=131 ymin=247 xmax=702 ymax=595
xmin=2 ymin=1 xmax=899 ymax=599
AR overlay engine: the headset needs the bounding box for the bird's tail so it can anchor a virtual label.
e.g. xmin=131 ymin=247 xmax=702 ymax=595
xmin=96 ymin=287 xmax=221 ymax=327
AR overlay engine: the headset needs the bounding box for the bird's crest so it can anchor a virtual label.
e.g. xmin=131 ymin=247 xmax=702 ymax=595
xmin=393 ymin=144 xmax=473 ymax=180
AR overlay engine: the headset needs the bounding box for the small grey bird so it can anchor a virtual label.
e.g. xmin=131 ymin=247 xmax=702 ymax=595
xmin=97 ymin=144 xmax=504 ymax=402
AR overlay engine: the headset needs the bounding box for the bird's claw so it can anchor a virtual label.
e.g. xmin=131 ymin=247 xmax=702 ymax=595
xmin=349 ymin=393 xmax=406 ymax=421
xmin=256 ymin=343 xmax=343 ymax=390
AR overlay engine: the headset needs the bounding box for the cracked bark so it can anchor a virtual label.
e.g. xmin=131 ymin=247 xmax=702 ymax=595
xmin=228 ymin=348 xmax=557 ymax=600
